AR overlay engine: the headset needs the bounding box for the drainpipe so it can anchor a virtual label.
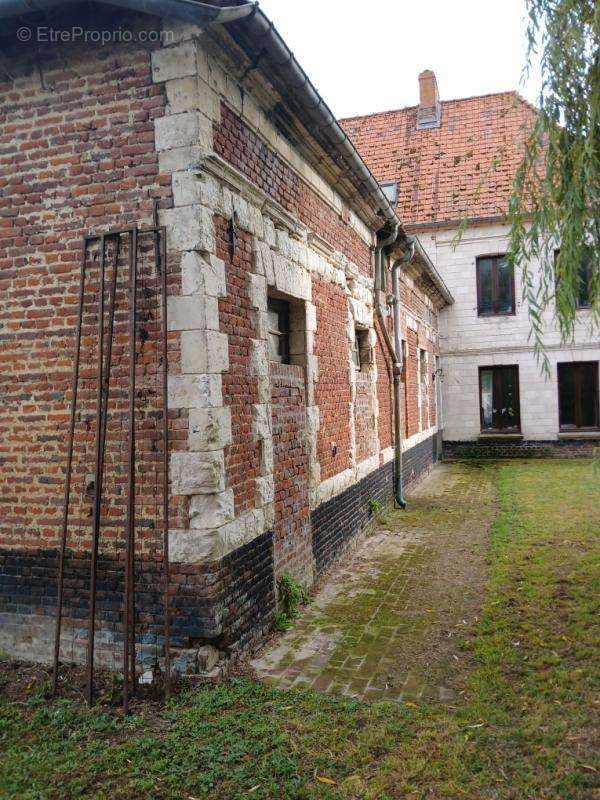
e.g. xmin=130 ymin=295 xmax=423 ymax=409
xmin=373 ymin=225 xmax=408 ymax=509
xmin=390 ymin=237 xmax=416 ymax=509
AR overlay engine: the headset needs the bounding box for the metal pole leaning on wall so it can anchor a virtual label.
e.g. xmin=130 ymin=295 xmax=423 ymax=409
xmin=52 ymin=238 xmax=91 ymax=697
xmin=85 ymin=235 xmax=121 ymax=707
xmin=158 ymin=226 xmax=171 ymax=700
xmin=123 ymin=228 xmax=138 ymax=714
xmin=85 ymin=235 xmax=107 ymax=707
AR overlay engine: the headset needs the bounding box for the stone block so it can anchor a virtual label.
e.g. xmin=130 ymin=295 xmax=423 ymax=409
xmin=249 ymin=338 xmax=269 ymax=376
xmin=181 ymin=330 xmax=229 ymax=374
xmin=252 ymin=403 xmax=271 ymax=440
xmin=189 ymin=489 xmax=234 ymax=528
xmin=255 ymin=476 xmax=274 ymax=507
xmin=273 ymin=255 xmax=311 ymax=300
xmin=172 ymin=171 xmax=203 ymax=206
xmin=171 ymin=451 xmax=225 ymax=495
xmin=151 ymin=40 xmax=196 ymax=82
xmin=188 ymin=407 xmax=232 ymax=451
xmin=167 ymin=295 xmax=205 ymax=331
xmin=167 ymin=293 xmax=219 ymax=332
xmin=165 ymin=76 xmax=198 ymax=114
xmin=257 ymin=375 xmax=271 ymax=404
xmin=181 ymin=251 xmax=226 ymax=298
xmin=161 ymin=205 xmax=214 ymax=252
xmin=255 ymin=310 xmax=269 ymax=340
xmin=168 ymin=374 xmax=222 ymax=409
xmin=159 ymin=145 xmax=206 ymax=174
xmin=169 ymin=528 xmax=222 ymax=563
xmin=155 ymin=111 xmax=212 ymax=152
xmin=260 ymin=438 xmax=273 ymax=475
xmin=247 ymin=273 xmax=267 ymax=311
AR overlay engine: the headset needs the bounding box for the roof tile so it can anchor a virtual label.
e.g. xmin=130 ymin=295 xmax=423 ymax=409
xmin=341 ymin=92 xmax=536 ymax=227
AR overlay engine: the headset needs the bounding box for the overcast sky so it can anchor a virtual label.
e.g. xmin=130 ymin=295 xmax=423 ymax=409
xmin=257 ymin=0 xmax=541 ymax=119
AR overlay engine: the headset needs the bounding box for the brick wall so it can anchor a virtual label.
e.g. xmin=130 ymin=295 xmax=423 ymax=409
xmin=215 ymin=216 xmax=261 ymax=516
xmin=355 ymin=370 xmax=376 ymax=463
xmin=375 ymin=317 xmax=394 ymax=451
xmin=443 ymin=439 xmax=598 ymax=459
xmin=0 ymin=28 xmax=178 ymax=558
xmin=213 ymin=103 xmax=371 ymax=277
xmin=313 ymin=277 xmax=352 ymax=480
xmin=0 ymin=531 xmax=275 ymax=666
xmin=405 ymin=330 xmax=420 ymax=438
xmin=270 ymin=362 xmax=312 ymax=586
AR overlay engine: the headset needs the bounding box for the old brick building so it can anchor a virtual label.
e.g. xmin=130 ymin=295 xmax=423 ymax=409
xmin=0 ymin=2 xmax=452 ymax=672
xmin=342 ymin=71 xmax=600 ymax=459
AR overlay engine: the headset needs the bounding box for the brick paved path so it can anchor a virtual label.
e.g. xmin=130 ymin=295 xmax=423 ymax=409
xmin=251 ymin=461 xmax=497 ymax=702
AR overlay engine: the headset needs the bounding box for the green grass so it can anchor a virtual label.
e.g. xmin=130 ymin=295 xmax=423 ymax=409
xmin=1 ymin=460 xmax=598 ymax=799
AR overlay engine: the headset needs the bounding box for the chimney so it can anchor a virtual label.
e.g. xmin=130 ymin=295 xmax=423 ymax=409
xmin=417 ymin=70 xmax=441 ymax=129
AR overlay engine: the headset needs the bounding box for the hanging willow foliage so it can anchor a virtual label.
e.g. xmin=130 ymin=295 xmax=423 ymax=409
xmin=508 ymin=0 xmax=599 ymax=371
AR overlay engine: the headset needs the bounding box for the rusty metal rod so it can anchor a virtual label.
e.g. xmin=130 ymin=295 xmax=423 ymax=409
xmin=52 ymin=238 xmax=91 ymax=696
xmin=158 ymin=226 xmax=171 ymax=699
xmin=97 ymin=234 xmax=121 ymax=506
xmin=123 ymin=228 xmax=138 ymax=714
xmin=85 ymin=235 xmax=107 ymax=707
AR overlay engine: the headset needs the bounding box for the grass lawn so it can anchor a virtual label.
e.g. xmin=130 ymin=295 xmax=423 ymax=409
xmin=1 ymin=459 xmax=598 ymax=799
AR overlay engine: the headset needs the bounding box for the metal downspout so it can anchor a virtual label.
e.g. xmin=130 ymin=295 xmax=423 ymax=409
xmin=390 ymin=237 xmax=416 ymax=509
xmin=373 ymin=225 xmax=408 ymax=509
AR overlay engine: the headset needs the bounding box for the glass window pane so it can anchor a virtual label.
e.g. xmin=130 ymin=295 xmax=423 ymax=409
xmin=480 ymin=369 xmax=493 ymax=429
xmin=496 ymin=259 xmax=514 ymax=313
xmin=580 ymin=364 xmax=598 ymax=427
xmin=478 ymin=259 xmax=493 ymax=314
xmin=500 ymin=367 xmax=518 ymax=428
xmin=558 ymin=364 xmax=576 ymax=427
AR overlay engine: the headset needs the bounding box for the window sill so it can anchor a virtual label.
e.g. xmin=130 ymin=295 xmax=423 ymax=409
xmin=478 ymin=433 xmax=523 ymax=441
xmin=477 ymin=312 xmax=516 ymax=318
xmin=558 ymin=431 xmax=600 ymax=440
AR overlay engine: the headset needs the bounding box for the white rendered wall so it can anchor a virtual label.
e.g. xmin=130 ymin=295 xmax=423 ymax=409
xmin=417 ymin=223 xmax=600 ymax=441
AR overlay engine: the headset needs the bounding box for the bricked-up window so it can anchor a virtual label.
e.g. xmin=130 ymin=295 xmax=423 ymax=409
xmin=419 ymin=348 xmax=428 ymax=429
xmin=555 ymin=247 xmax=593 ymax=309
xmin=558 ymin=362 xmax=599 ymax=430
xmin=352 ymin=328 xmax=371 ymax=372
xmin=479 ymin=365 xmax=521 ymax=432
xmin=476 ymin=255 xmax=515 ymax=316
xmin=267 ymin=297 xmax=290 ymax=364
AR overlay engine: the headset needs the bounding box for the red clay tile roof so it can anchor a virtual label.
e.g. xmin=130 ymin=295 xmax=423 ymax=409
xmin=340 ymin=91 xmax=537 ymax=229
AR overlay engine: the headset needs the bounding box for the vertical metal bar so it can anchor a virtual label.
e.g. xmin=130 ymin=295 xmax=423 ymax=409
xmin=85 ymin=235 xmax=106 ymax=707
xmin=123 ymin=228 xmax=138 ymax=714
xmin=97 ymin=235 xmax=121 ymax=484
xmin=52 ymin=239 xmax=90 ymax=696
xmin=158 ymin=227 xmax=171 ymax=699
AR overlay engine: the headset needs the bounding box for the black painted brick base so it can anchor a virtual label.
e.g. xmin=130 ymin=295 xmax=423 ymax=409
xmin=311 ymin=433 xmax=439 ymax=576
xmin=0 ymin=532 xmax=275 ymax=665
xmin=443 ymin=438 xmax=599 ymax=460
